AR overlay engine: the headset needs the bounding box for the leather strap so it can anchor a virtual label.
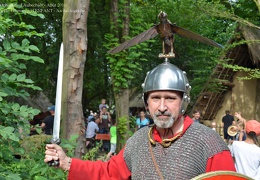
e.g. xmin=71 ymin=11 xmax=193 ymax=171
xmin=148 ymin=140 xmax=164 ymax=180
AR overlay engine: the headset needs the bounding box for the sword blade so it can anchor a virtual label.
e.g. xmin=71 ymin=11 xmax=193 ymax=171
xmin=52 ymin=43 xmax=63 ymax=142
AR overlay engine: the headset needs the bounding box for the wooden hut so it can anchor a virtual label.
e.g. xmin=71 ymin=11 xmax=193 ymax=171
xmin=129 ymin=91 xmax=145 ymax=117
xmin=191 ymin=25 xmax=260 ymax=129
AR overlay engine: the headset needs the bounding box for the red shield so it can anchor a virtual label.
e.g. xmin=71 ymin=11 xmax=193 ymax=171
xmin=191 ymin=171 xmax=253 ymax=180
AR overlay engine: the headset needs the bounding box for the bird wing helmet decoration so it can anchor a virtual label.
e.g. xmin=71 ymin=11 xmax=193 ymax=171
xmin=108 ymin=11 xmax=223 ymax=58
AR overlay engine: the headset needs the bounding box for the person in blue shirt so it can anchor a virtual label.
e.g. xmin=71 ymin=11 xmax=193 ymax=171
xmin=136 ymin=111 xmax=150 ymax=129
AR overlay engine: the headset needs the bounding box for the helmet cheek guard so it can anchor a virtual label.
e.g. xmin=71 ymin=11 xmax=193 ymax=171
xmin=142 ymin=61 xmax=191 ymax=114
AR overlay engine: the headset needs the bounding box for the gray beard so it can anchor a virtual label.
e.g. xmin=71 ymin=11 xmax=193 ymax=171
xmin=153 ymin=114 xmax=175 ymax=128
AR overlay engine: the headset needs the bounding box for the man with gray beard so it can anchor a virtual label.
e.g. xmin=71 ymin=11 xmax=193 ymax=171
xmin=44 ymin=60 xmax=236 ymax=179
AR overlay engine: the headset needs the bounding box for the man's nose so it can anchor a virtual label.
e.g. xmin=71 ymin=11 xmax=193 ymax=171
xmin=158 ymin=99 xmax=167 ymax=112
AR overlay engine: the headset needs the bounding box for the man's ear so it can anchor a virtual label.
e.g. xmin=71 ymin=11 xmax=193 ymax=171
xmin=145 ymin=102 xmax=149 ymax=110
xmin=145 ymin=106 xmax=150 ymax=115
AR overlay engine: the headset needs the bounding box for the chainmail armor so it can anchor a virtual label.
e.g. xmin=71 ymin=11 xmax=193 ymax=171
xmin=123 ymin=121 xmax=229 ymax=180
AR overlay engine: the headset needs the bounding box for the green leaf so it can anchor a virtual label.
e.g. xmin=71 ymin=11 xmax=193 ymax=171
xmin=29 ymin=45 xmax=40 ymax=52
xmin=29 ymin=56 xmax=44 ymax=63
xmin=24 ymin=78 xmax=34 ymax=83
xmin=0 ymin=92 xmax=8 ymax=97
xmin=9 ymin=74 xmax=17 ymax=81
xmin=20 ymin=105 xmax=28 ymax=112
xmin=3 ymin=126 xmax=14 ymax=133
xmin=21 ymin=39 xmax=30 ymax=48
xmin=5 ymin=173 xmax=22 ymax=180
xmin=11 ymin=42 xmax=20 ymax=49
xmin=3 ymin=40 xmax=11 ymax=51
xmin=17 ymin=74 xmax=26 ymax=82
xmin=12 ymin=104 xmax=20 ymax=112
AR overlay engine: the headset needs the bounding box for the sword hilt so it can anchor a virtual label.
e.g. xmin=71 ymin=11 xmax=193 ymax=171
xmin=48 ymin=138 xmax=61 ymax=167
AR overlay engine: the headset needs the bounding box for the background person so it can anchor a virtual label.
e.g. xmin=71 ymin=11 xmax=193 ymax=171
xmin=44 ymin=61 xmax=235 ymax=179
xmin=228 ymin=121 xmax=246 ymax=144
xmin=85 ymin=117 xmax=100 ymax=148
xmin=192 ymin=109 xmax=201 ymax=123
xmin=231 ymin=120 xmax=260 ymax=179
xmin=99 ymin=99 xmax=107 ymax=112
xmin=87 ymin=110 xmax=94 ymax=123
xmin=99 ymin=106 xmax=111 ymax=134
xmin=234 ymin=121 xmax=246 ymax=142
xmin=234 ymin=111 xmax=247 ymax=128
xmin=211 ymin=121 xmax=217 ymax=131
xmin=98 ymin=106 xmax=111 ymax=152
xmin=40 ymin=105 xmax=55 ymax=135
xmin=222 ymin=110 xmax=235 ymax=143
xmin=135 ymin=110 xmax=150 ymax=129
xmin=106 ymin=119 xmax=117 ymax=160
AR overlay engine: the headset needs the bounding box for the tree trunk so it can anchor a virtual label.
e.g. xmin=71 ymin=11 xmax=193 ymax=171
xmin=110 ymin=0 xmax=131 ymax=150
xmin=110 ymin=0 xmax=119 ymax=36
xmin=114 ymin=89 xmax=130 ymax=150
xmin=122 ymin=0 xmax=130 ymax=41
xmin=62 ymin=0 xmax=90 ymax=158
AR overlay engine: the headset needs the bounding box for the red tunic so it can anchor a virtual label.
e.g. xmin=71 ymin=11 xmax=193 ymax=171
xmin=68 ymin=116 xmax=235 ymax=180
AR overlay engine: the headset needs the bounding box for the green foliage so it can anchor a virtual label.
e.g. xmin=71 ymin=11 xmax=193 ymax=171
xmin=0 ymin=134 xmax=61 ymax=180
xmin=223 ymin=63 xmax=260 ymax=80
xmin=192 ymin=0 xmax=259 ymax=28
xmin=7 ymin=134 xmax=78 ymax=180
xmin=83 ymin=1 xmax=112 ymax=109
xmin=8 ymin=0 xmax=64 ymax=102
xmin=0 ymin=1 xmax=69 ymax=179
xmin=129 ymin=116 xmax=137 ymax=131
xmin=82 ymin=142 xmax=104 ymax=161
xmin=104 ymin=4 xmax=156 ymax=93
xmin=0 ymin=3 xmax=43 ymax=102
xmin=117 ymin=116 xmax=134 ymax=148
xmin=176 ymin=0 xmax=260 ymax=108
xmin=105 ymin=33 xmax=149 ymax=93
xmin=0 ymin=125 xmax=19 ymax=141
xmin=217 ymin=24 xmax=260 ymax=81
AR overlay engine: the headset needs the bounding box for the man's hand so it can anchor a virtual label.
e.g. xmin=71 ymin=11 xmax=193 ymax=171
xmin=44 ymin=144 xmax=71 ymax=171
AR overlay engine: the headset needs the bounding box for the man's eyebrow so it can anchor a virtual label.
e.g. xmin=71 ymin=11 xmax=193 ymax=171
xmin=149 ymin=94 xmax=160 ymax=97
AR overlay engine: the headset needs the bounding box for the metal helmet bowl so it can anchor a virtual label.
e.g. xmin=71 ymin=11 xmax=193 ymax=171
xmin=142 ymin=61 xmax=191 ymax=114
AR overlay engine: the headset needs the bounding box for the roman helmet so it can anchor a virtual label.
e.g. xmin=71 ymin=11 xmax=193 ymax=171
xmin=142 ymin=60 xmax=191 ymax=114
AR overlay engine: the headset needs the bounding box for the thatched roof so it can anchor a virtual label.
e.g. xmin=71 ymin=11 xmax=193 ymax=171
xmin=192 ymin=25 xmax=260 ymax=120
xmin=15 ymin=92 xmax=52 ymax=112
xmin=242 ymin=25 xmax=260 ymax=65
xmin=129 ymin=93 xmax=144 ymax=108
